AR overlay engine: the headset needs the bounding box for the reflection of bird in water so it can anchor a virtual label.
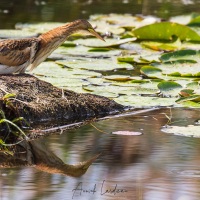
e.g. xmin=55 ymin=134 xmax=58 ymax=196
xmin=0 ymin=19 xmax=104 ymax=74
xmin=0 ymin=139 xmax=100 ymax=177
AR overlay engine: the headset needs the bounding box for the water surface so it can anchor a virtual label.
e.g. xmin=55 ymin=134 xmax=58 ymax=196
xmin=1 ymin=108 xmax=200 ymax=200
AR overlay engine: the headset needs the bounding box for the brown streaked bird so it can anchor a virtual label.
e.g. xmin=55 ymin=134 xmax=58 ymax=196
xmin=0 ymin=19 xmax=104 ymax=74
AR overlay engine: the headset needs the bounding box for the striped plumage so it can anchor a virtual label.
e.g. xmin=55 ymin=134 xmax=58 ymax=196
xmin=0 ymin=19 xmax=104 ymax=74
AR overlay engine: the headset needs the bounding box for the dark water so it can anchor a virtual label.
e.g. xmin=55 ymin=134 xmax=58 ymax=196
xmin=1 ymin=108 xmax=200 ymax=200
xmin=1 ymin=0 xmax=200 ymax=29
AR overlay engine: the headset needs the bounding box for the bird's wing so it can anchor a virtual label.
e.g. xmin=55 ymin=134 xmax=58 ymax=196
xmin=0 ymin=38 xmax=39 ymax=66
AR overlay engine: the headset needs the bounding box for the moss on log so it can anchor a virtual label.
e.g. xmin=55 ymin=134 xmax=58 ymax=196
xmin=0 ymin=74 xmax=125 ymax=129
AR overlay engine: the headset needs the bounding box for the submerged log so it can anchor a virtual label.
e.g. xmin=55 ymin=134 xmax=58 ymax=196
xmin=0 ymin=74 xmax=125 ymax=128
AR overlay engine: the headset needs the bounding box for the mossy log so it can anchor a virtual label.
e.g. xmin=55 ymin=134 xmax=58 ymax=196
xmin=0 ymin=74 xmax=125 ymax=129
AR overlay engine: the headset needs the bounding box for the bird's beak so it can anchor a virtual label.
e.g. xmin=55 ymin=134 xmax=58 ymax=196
xmin=88 ymin=28 xmax=105 ymax=42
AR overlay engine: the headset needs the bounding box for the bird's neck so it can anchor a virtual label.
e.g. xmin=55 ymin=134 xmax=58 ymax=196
xmin=39 ymin=22 xmax=81 ymax=47
xmin=29 ymin=22 xmax=82 ymax=71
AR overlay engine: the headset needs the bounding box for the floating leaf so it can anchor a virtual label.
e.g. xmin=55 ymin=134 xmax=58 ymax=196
xmin=176 ymin=95 xmax=200 ymax=103
xmin=0 ymin=30 xmax=38 ymax=39
xmin=112 ymin=131 xmax=142 ymax=135
xmin=158 ymin=81 xmax=182 ymax=91
xmin=16 ymin=22 xmax=65 ymax=33
xmin=56 ymin=59 xmax=133 ymax=71
xmin=75 ymin=38 xmax=136 ymax=48
xmin=133 ymin=22 xmax=200 ymax=41
xmin=188 ymin=15 xmax=200 ymax=26
xmin=104 ymin=75 xmax=133 ymax=81
xmin=170 ymin=14 xmax=193 ymax=25
xmin=160 ymin=49 xmax=200 ymax=63
xmin=157 ymin=81 xmax=182 ymax=97
xmin=162 ymin=125 xmax=200 ymax=138
xmin=54 ymin=45 xmax=122 ymax=58
xmin=140 ymin=66 xmax=162 ymax=78
xmin=141 ymin=38 xmax=181 ymax=51
xmin=158 ymin=62 xmax=200 ymax=77
xmin=179 ymin=89 xmax=195 ymax=97
xmin=115 ymin=95 xmax=178 ymax=107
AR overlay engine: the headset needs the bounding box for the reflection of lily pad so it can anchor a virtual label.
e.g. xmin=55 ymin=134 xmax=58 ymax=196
xmin=112 ymin=131 xmax=142 ymax=135
xmin=162 ymin=125 xmax=200 ymax=138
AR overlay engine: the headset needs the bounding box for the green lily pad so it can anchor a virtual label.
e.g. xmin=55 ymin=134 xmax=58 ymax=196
xmin=53 ymin=45 xmax=122 ymax=58
xmin=158 ymin=81 xmax=182 ymax=91
xmin=176 ymin=95 xmax=200 ymax=103
xmin=157 ymin=81 xmax=182 ymax=97
xmin=75 ymin=38 xmax=136 ymax=48
xmin=158 ymin=62 xmax=200 ymax=77
xmin=0 ymin=30 xmax=38 ymax=39
xmin=161 ymin=125 xmax=200 ymax=137
xmin=16 ymin=22 xmax=65 ymax=33
xmin=160 ymin=49 xmax=200 ymax=63
xmin=188 ymin=15 xmax=200 ymax=26
xmin=178 ymin=101 xmax=200 ymax=108
xmin=104 ymin=75 xmax=133 ymax=81
xmin=114 ymin=95 xmax=178 ymax=107
xmin=90 ymin=20 xmax=126 ymax=35
xmin=140 ymin=66 xmax=162 ymax=78
xmin=133 ymin=22 xmax=200 ymax=41
xmin=141 ymin=38 xmax=182 ymax=51
xmin=32 ymin=61 xmax=101 ymax=79
xmin=56 ymin=59 xmax=133 ymax=71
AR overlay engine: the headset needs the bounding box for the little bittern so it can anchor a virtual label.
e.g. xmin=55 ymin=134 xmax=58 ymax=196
xmin=0 ymin=19 xmax=104 ymax=74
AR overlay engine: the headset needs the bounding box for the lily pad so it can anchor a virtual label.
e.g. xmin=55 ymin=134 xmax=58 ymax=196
xmin=140 ymin=66 xmax=162 ymax=78
xmin=160 ymin=49 xmax=200 ymax=63
xmin=170 ymin=14 xmax=193 ymax=25
xmin=157 ymin=81 xmax=182 ymax=97
xmin=74 ymin=38 xmax=136 ymax=48
xmin=158 ymin=62 xmax=200 ymax=77
xmin=32 ymin=62 xmax=101 ymax=79
xmin=0 ymin=30 xmax=38 ymax=39
xmin=115 ymin=95 xmax=178 ymax=107
xmin=141 ymin=38 xmax=182 ymax=51
xmin=104 ymin=75 xmax=133 ymax=81
xmin=56 ymin=59 xmax=133 ymax=71
xmin=16 ymin=22 xmax=65 ymax=33
xmin=54 ymin=45 xmax=122 ymax=58
xmin=133 ymin=22 xmax=200 ymax=42
xmin=158 ymin=81 xmax=182 ymax=91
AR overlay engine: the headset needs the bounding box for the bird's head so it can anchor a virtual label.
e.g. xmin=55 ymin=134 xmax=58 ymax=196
xmin=73 ymin=19 xmax=105 ymax=41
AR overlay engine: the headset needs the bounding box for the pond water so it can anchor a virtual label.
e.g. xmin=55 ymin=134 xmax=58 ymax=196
xmin=1 ymin=108 xmax=200 ymax=200
xmin=1 ymin=0 xmax=200 ymax=29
